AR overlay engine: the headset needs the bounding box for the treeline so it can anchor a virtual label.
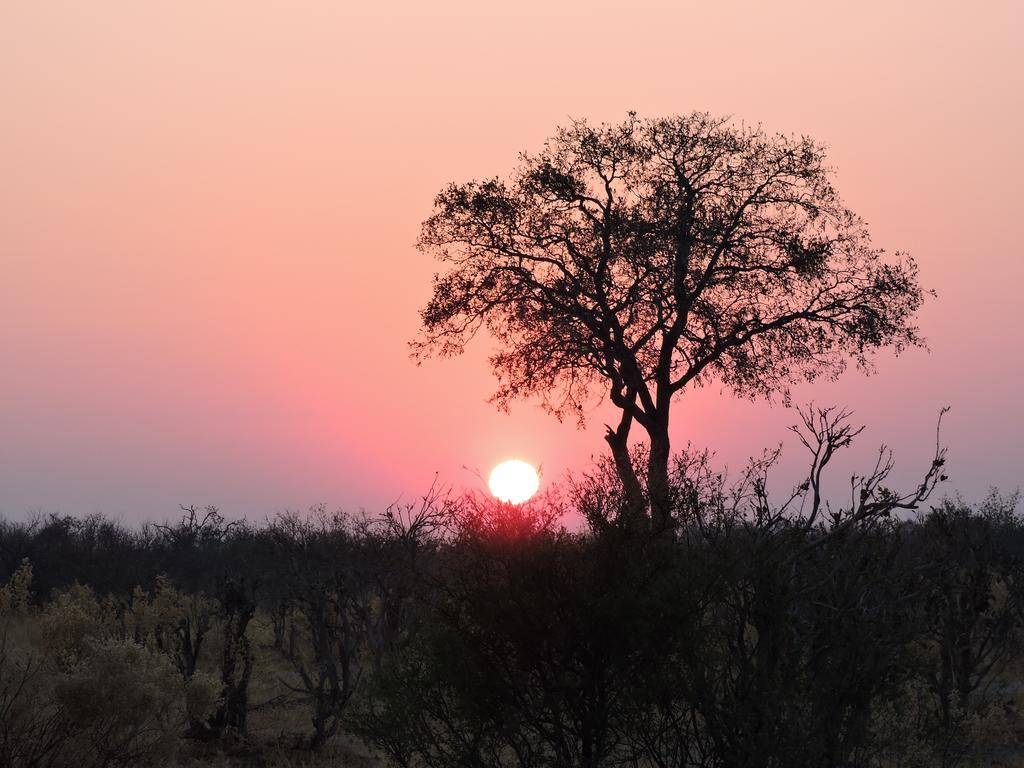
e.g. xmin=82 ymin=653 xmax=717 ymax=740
xmin=2 ymin=452 xmax=1024 ymax=766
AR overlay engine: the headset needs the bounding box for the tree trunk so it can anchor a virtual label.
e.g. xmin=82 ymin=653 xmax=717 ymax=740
xmin=646 ymin=422 xmax=672 ymax=532
xmin=604 ymin=411 xmax=646 ymax=525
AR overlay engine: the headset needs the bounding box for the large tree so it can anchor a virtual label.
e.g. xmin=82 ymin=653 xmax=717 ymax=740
xmin=414 ymin=113 xmax=927 ymax=527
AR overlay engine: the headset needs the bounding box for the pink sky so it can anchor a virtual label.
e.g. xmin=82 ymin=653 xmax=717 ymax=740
xmin=1 ymin=1 xmax=1021 ymax=521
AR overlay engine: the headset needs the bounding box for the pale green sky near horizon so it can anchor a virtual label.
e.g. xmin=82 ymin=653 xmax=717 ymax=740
xmin=0 ymin=0 xmax=1021 ymax=520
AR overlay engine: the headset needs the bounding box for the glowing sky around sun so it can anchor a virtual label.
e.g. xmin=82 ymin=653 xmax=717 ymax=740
xmin=489 ymin=461 xmax=540 ymax=505
xmin=0 ymin=0 xmax=1021 ymax=520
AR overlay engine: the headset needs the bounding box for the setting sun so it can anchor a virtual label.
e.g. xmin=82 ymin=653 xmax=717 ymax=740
xmin=488 ymin=459 xmax=540 ymax=504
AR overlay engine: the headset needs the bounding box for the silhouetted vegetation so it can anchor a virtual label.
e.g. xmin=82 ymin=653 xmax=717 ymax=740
xmin=2 ymin=410 xmax=1022 ymax=767
xmin=414 ymin=112 xmax=928 ymax=526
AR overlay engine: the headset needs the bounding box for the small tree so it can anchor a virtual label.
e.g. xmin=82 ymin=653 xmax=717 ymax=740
xmin=270 ymin=510 xmax=368 ymax=752
xmin=208 ymin=577 xmax=256 ymax=736
xmin=919 ymin=493 xmax=1024 ymax=735
xmin=415 ymin=113 xmax=928 ymax=526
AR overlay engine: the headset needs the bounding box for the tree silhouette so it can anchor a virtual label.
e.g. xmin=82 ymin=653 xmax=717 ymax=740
xmin=414 ymin=113 xmax=928 ymax=527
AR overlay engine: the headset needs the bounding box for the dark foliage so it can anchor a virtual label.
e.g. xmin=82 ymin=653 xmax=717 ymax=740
xmin=413 ymin=113 xmax=929 ymax=524
xmin=1 ymin=415 xmax=1022 ymax=766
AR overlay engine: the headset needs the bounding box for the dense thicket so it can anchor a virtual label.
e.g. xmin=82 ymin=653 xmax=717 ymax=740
xmin=1 ymin=428 xmax=1023 ymax=767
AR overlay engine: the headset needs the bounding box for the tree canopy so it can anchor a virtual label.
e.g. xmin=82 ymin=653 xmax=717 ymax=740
xmin=414 ymin=112 xmax=928 ymax=524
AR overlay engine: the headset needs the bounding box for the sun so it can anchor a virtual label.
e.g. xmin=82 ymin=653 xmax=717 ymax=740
xmin=488 ymin=459 xmax=540 ymax=504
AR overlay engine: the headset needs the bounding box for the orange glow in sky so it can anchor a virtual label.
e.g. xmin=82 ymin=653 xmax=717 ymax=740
xmin=0 ymin=1 xmax=1021 ymax=519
